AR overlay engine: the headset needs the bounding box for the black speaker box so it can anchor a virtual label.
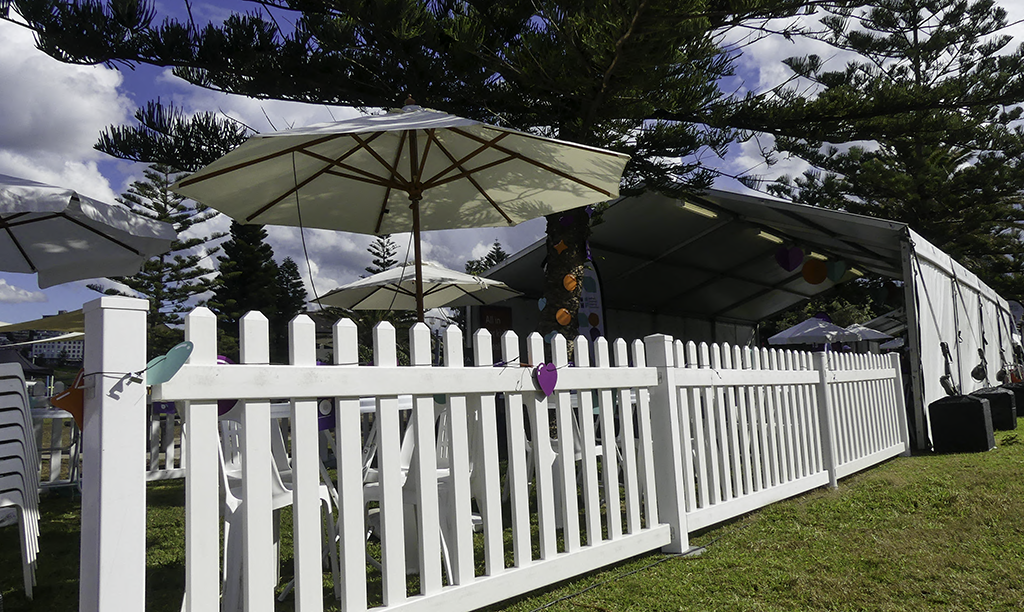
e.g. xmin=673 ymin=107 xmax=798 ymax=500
xmin=928 ymin=395 xmax=995 ymax=453
xmin=969 ymin=387 xmax=1017 ymax=431
xmin=1000 ymin=382 xmax=1024 ymax=425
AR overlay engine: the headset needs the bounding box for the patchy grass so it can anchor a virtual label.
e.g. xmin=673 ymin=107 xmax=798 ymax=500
xmin=3 ymin=421 xmax=1024 ymax=611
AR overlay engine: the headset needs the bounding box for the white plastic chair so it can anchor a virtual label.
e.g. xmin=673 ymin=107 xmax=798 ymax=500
xmin=217 ymin=405 xmax=339 ymax=610
xmin=0 ymin=369 xmax=39 ymax=599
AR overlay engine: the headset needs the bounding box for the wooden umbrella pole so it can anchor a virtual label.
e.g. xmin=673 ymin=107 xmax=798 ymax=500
xmin=410 ymin=195 xmax=425 ymax=322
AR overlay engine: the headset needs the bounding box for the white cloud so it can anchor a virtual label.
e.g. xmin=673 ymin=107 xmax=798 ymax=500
xmin=0 ymin=21 xmax=132 ymax=200
xmin=0 ymin=279 xmax=47 ymax=304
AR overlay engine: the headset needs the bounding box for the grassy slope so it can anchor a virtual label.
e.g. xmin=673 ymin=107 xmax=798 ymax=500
xmin=2 ymin=423 xmax=1022 ymax=611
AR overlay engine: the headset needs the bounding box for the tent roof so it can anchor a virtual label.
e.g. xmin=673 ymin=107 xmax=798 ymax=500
xmin=486 ymin=189 xmax=909 ymax=324
xmin=0 ymin=349 xmax=52 ymax=377
xmin=0 ymin=309 xmax=84 ymax=333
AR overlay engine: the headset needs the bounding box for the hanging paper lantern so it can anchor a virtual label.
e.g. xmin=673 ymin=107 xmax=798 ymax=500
xmin=563 ymin=274 xmax=578 ymax=292
xmin=554 ymin=240 xmax=568 ymax=254
xmin=802 ymin=259 xmax=827 ymax=284
xmin=826 ymin=260 xmax=847 ymax=283
xmin=775 ymin=246 xmax=804 ymax=271
xmin=556 ymin=308 xmax=572 ymax=325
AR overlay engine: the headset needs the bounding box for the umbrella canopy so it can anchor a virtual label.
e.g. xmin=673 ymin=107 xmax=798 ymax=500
xmin=845 ymin=323 xmax=894 ymax=341
xmin=0 ymin=174 xmax=176 ymax=288
xmin=768 ymin=317 xmax=862 ymax=346
xmin=318 ymin=261 xmax=521 ymax=311
xmin=172 ymin=104 xmax=629 ymax=319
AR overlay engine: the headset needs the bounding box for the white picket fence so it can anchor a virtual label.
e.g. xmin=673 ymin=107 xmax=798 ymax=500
xmin=76 ymin=297 xmax=909 ymax=612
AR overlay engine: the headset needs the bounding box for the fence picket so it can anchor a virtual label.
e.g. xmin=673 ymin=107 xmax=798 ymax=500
xmin=501 ymin=331 xmax=532 ymax=568
xmin=333 ymin=319 xmax=366 ymax=612
xmin=686 ymin=342 xmax=709 ymax=509
xmin=633 ymin=340 xmax=659 ymax=528
xmin=472 ymin=329 xmax=505 ymax=577
xmin=528 ymin=333 xmax=558 ymax=559
xmin=182 ymin=308 xmax=220 ymax=612
xmin=594 ymin=338 xmax=622 ymax=540
xmin=551 ymin=335 xmax=581 ymax=551
xmin=409 ymin=323 xmax=443 ymax=594
xmin=238 ymin=312 xmax=275 ymax=612
xmin=614 ymin=339 xmax=641 ymax=534
xmin=443 ymin=325 xmax=475 ymax=585
xmin=288 ymin=315 xmax=325 ymax=612
xmin=732 ymin=345 xmax=753 ymax=497
xmin=573 ymin=336 xmax=602 ymax=546
xmin=372 ymin=322 xmax=406 ymax=606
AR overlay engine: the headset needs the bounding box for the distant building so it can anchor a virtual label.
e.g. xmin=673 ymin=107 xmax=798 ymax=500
xmin=30 ymin=332 xmax=84 ymax=363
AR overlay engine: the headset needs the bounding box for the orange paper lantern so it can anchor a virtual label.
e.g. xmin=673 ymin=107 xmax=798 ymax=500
xmin=563 ymin=274 xmax=577 ymax=292
xmin=802 ymin=259 xmax=827 ymax=284
xmin=556 ymin=308 xmax=572 ymax=326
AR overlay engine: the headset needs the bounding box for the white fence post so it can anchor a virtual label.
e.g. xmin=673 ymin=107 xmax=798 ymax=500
xmin=813 ymin=352 xmax=839 ymax=489
xmin=79 ymin=296 xmax=149 ymax=612
xmin=643 ymin=334 xmax=690 ymax=553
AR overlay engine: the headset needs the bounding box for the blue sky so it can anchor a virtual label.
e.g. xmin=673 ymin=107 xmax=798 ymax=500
xmin=2 ymin=2 xmax=1022 ymax=325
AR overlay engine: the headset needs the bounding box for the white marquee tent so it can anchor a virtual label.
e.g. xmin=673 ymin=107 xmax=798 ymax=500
xmin=482 ymin=189 xmax=1018 ymax=449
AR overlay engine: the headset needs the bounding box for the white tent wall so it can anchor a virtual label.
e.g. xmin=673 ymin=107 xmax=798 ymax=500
xmin=904 ymin=229 xmax=1016 ymax=447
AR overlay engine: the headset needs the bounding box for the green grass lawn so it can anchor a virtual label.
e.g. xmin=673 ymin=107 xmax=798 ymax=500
xmin=3 ymin=422 xmax=1023 ymax=611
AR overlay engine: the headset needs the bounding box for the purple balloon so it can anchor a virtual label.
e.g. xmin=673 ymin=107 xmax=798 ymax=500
xmin=775 ymin=246 xmax=804 ymax=272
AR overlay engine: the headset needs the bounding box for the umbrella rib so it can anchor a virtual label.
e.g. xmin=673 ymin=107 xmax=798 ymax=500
xmin=351 ymin=133 xmax=409 ymax=188
xmin=0 ymin=217 xmax=37 ymax=272
xmin=375 ymin=131 xmax=410 ymax=234
xmin=245 ymin=138 xmax=385 ymax=223
xmin=420 ymin=131 xmax=512 ymax=186
xmin=176 ymin=133 xmax=355 ymax=188
xmin=299 ymin=149 xmax=406 ymax=189
xmin=59 ymin=211 xmax=147 ymax=256
xmin=448 ymin=127 xmax=618 ymax=197
xmin=425 ymin=134 xmax=514 ymax=225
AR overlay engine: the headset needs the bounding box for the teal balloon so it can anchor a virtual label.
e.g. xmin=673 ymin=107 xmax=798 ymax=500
xmin=582 ymin=276 xmax=597 ymax=292
xmin=826 ymin=261 xmax=847 ymax=283
xmin=433 ymin=394 xmax=447 ymax=405
xmin=146 ymin=341 xmax=194 ymax=385
xmin=578 ymin=312 xmax=589 ymax=325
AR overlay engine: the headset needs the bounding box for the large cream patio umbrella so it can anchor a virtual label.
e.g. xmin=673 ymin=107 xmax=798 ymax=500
xmin=318 ymin=260 xmax=521 ymax=311
xmin=1 ymin=174 xmax=176 ymax=288
xmin=171 ymin=103 xmax=629 ymax=320
xmin=768 ymin=317 xmax=862 ymax=346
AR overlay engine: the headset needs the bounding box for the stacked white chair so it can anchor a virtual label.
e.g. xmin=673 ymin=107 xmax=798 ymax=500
xmin=0 ymin=363 xmax=41 ymax=599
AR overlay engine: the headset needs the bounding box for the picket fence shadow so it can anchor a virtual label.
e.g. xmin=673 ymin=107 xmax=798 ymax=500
xmin=78 ymin=297 xmax=909 ymax=612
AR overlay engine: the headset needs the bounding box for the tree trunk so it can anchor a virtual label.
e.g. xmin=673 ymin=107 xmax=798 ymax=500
xmin=537 ymin=205 xmax=592 ymax=356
